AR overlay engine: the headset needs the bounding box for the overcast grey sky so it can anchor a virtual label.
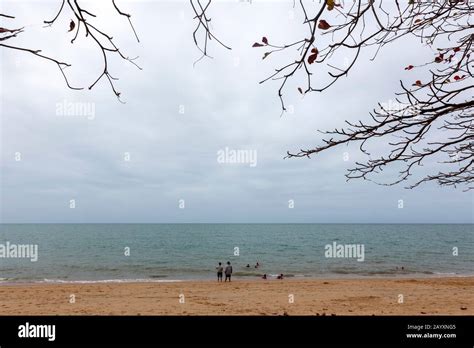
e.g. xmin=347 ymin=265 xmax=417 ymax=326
xmin=1 ymin=0 xmax=473 ymax=223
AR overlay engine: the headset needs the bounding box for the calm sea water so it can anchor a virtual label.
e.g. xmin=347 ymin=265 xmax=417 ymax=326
xmin=0 ymin=224 xmax=472 ymax=283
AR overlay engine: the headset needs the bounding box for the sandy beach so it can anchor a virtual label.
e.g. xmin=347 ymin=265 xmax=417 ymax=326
xmin=0 ymin=277 xmax=472 ymax=315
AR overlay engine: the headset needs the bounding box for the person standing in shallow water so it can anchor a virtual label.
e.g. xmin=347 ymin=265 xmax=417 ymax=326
xmin=216 ymin=262 xmax=223 ymax=282
xmin=224 ymin=261 xmax=233 ymax=282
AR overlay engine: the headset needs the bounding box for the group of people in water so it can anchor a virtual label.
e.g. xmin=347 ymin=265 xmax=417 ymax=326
xmin=261 ymin=273 xmax=284 ymax=280
xmin=216 ymin=261 xmax=284 ymax=282
xmin=246 ymin=262 xmax=260 ymax=269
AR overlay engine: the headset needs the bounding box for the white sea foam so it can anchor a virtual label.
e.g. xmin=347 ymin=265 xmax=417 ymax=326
xmin=40 ymin=278 xmax=182 ymax=284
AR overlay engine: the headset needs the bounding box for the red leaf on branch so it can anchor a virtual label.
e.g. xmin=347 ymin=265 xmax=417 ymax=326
xmin=414 ymin=80 xmax=422 ymax=86
xmin=252 ymin=42 xmax=264 ymax=47
xmin=453 ymin=75 xmax=466 ymax=81
xmin=453 ymin=47 xmax=461 ymax=52
xmin=262 ymin=37 xmax=268 ymax=44
xmin=405 ymin=65 xmax=414 ymax=70
xmin=434 ymin=54 xmax=443 ymax=63
xmin=308 ymin=48 xmax=318 ymax=64
xmin=318 ymin=20 xmax=331 ymax=30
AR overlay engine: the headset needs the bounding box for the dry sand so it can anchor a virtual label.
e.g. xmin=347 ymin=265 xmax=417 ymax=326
xmin=0 ymin=277 xmax=472 ymax=315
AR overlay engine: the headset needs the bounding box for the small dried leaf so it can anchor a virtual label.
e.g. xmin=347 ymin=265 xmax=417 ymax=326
xmin=298 ymin=87 xmax=303 ymax=94
xmin=68 ymin=20 xmax=75 ymax=32
xmin=318 ymin=20 xmax=331 ymax=30
xmin=262 ymin=37 xmax=268 ymax=44
xmin=307 ymin=48 xmax=319 ymax=64
xmin=308 ymin=55 xmax=317 ymax=64
xmin=405 ymin=65 xmax=414 ymax=70
xmin=326 ymin=0 xmax=335 ymax=11
xmin=252 ymin=42 xmax=264 ymax=47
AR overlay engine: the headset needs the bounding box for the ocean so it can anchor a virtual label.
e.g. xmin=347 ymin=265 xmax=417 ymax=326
xmin=0 ymin=224 xmax=472 ymax=283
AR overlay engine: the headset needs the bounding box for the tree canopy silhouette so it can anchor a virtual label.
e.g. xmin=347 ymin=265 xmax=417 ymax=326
xmin=1 ymin=0 xmax=472 ymax=190
xmin=205 ymin=0 xmax=474 ymax=190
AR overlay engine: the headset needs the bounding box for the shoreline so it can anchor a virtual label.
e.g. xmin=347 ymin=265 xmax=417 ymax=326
xmin=1 ymin=273 xmax=473 ymax=286
xmin=0 ymin=276 xmax=472 ymax=315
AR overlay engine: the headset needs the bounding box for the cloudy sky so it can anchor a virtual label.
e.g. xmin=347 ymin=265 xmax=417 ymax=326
xmin=1 ymin=0 xmax=472 ymax=223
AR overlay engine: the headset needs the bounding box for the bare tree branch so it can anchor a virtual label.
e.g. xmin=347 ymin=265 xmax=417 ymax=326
xmin=190 ymin=0 xmax=231 ymax=65
xmin=1 ymin=0 xmax=141 ymax=101
xmin=279 ymin=0 xmax=473 ymax=190
xmin=0 ymin=43 xmax=82 ymax=90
